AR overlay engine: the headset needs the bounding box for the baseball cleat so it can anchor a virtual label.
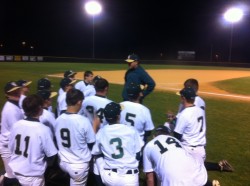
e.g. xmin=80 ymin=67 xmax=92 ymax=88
xmin=218 ymin=160 xmax=234 ymax=172
xmin=212 ymin=180 xmax=220 ymax=186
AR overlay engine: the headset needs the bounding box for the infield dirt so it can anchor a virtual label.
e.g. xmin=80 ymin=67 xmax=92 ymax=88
xmin=50 ymin=69 xmax=250 ymax=101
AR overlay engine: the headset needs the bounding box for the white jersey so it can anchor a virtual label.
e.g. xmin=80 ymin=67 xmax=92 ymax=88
xmin=0 ymin=101 xmax=24 ymax=147
xmin=39 ymin=109 xmax=56 ymax=133
xmin=80 ymin=95 xmax=112 ymax=127
xmin=92 ymin=124 xmax=143 ymax=169
xmin=75 ymin=81 xmax=87 ymax=93
xmin=83 ymin=85 xmax=96 ymax=97
xmin=57 ymin=91 xmax=67 ymax=116
xmin=58 ymin=88 xmax=64 ymax=96
xmin=55 ymin=113 xmax=95 ymax=164
xmin=143 ymin=135 xmax=207 ymax=186
xmin=18 ymin=94 xmax=26 ymax=109
xmin=120 ymin=101 xmax=155 ymax=141
xmin=8 ymin=118 xmax=57 ymax=176
xmin=174 ymin=106 xmax=206 ymax=147
xmin=177 ymin=95 xmax=205 ymax=115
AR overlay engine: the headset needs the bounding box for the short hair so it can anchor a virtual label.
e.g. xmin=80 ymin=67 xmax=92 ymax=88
xmin=22 ymin=94 xmax=43 ymax=118
xmin=66 ymin=89 xmax=84 ymax=106
xmin=94 ymin=78 xmax=109 ymax=92
xmin=84 ymin=71 xmax=93 ymax=78
xmin=184 ymin=78 xmax=199 ymax=92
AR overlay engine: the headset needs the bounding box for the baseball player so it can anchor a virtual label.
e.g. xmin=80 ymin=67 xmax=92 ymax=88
xmin=0 ymin=81 xmax=24 ymax=185
xmin=174 ymin=87 xmax=206 ymax=163
xmin=143 ymin=125 xmax=210 ymax=186
xmin=83 ymin=75 xmax=102 ymax=97
xmin=55 ymin=89 xmax=95 ymax=186
xmin=37 ymin=77 xmax=54 ymax=113
xmin=8 ymin=94 xmax=58 ymax=186
xmin=37 ymin=90 xmax=58 ymax=133
xmin=75 ymin=70 xmax=94 ymax=94
xmin=92 ymin=102 xmax=144 ymax=186
xmin=80 ymin=78 xmax=112 ymax=131
xmin=16 ymin=79 xmax=32 ymax=109
xmin=58 ymin=70 xmax=77 ymax=96
xmin=175 ymin=79 xmax=234 ymax=172
xmin=120 ymin=82 xmax=155 ymax=144
xmin=122 ymin=54 xmax=155 ymax=103
xmin=57 ymin=77 xmax=76 ymax=116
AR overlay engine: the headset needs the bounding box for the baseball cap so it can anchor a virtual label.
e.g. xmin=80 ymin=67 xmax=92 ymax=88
xmin=60 ymin=77 xmax=76 ymax=89
xmin=104 ymin=102 xmax=122 ymax=120
xmin=177 ymin=87 xmax=196 ymax=100
xmin=64 ymin=70 xmax=77 ymax=78
xmin=37 ymin=78 xmax=52 ymax=91
xmin=155 ymin=125 xmax=172 ymax=134
xmin=37 ymin=90 xmax=57 ymax=100
xmin=125 ymin=54 xmax=140 ymax=63
xmin=16 ymin=80 xmax=32 ymax=87
xmin=126 ymin=82 xmax=141 ymax=98
xmin=4 ymin=81 xmax=21 ymax=93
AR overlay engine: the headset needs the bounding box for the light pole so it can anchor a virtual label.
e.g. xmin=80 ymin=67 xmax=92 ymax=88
xmin=224 ymin=7 xmax=243 ymax=62
xmin=85 ymin=1 xmax=102 ymax=59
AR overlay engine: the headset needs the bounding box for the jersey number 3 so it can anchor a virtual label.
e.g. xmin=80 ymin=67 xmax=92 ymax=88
xmin=14 ymin=134 xmax=30 ymax=158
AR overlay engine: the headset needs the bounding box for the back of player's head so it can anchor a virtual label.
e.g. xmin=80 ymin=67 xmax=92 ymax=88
xmin=178 ymin=87 xmax=196 ymax=103
xmin=60 ymin=78 xmax=76 ymax=90
xmin=126 ymin=82 xmax=141 ymax=100
xmin=23 ymin=94 xmax=43 ymax=118
xmin=66 ymin=88 xmax=84 ymax=106
xmin=104 ymin=102 xmax=122 ymax=124
xmin=4 ymin=81 xmax=21 ymax=97
xmin=37 ymin=78 xmax=52 ymax=91
xmin=155 ymin=125 xmax=171 ymax=136
xmin=94 ymin=78 xmax=109 ymax=92
xmin=184 ymin=78 xmax=199 ymax=92
xmin=84 ymin=71 xmax=93 ymax=78
xmin=37 ymin=90 xmax=57 ymax=101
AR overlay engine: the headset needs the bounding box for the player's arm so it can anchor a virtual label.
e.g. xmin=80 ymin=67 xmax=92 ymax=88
xmin=146 ymin=172 xmax=155 ymax=186
xmin=173 ymin=131 xmax=182 ymax=141
xmin=144 ymin=130 xmax=152 ymax=143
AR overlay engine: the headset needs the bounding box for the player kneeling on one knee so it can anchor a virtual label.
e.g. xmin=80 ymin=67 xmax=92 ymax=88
xmin=92 ymin=102 xmax=144 ymax=186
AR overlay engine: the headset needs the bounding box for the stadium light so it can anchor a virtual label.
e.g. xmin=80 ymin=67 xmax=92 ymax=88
xmin=84 ymin=1 xmax=102 ymax=59
xmin=224 ymin=7 xmax=244 ymax=62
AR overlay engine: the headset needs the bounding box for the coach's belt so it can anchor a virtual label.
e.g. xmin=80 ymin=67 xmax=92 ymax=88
xmin=104 ymin=168 xmax=139 ymax=174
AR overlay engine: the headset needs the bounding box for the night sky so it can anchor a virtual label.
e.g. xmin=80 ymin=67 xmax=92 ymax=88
xmin=1 ymin=0 xmax=250 ymax=61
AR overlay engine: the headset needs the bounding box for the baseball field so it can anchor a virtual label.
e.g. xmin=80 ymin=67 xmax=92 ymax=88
xmin=0 ymin=62 xmax=250 ymax=186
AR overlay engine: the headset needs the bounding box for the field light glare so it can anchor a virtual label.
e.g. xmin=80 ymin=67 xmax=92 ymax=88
xmin=224 ymin=8 xmax=243 ymax=23
xmin=85 ymin=1 xmax=102 ymax=15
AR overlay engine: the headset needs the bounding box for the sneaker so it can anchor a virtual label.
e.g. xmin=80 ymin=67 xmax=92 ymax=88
xmin=212 ymin=180 xmax=220 ymax=186
xmin=218 ymin=160 xmax=234 ymax=172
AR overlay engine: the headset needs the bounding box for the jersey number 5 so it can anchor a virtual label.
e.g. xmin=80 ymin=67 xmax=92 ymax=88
xmin=15 ymin=134 xmax=30 ymax=158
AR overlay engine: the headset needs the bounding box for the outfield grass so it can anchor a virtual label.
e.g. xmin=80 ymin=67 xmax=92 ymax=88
xmin=0 ymin=62 xmax=250 ymax=186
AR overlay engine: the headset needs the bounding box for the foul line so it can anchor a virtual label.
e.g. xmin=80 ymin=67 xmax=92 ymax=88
xmin=167 ymin=87 xmax=250 ymax=100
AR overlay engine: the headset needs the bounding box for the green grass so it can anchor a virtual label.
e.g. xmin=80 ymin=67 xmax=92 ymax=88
xmin=212 ymin=77 xmax=250 ymax=95
xmin=0 ymin=62 xmax=250 ymax=186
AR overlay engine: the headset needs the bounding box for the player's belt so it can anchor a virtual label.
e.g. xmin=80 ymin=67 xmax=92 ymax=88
xmin=189 ymin=145 xmax=204 ymax=148
xmin=104 ymin=168 xmax=139 ymax=174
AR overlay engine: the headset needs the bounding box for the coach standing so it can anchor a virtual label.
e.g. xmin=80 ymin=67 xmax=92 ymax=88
xmin=122 ymin=54 xmax=155 ymax=103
